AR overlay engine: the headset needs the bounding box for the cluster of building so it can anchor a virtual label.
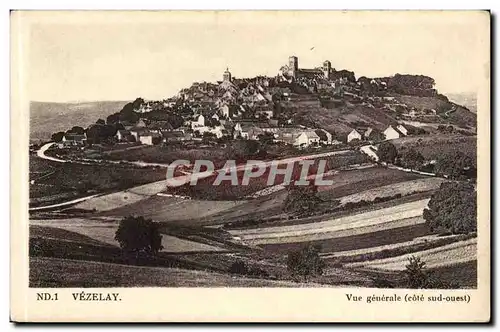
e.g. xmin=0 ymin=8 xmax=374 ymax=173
xmin=114 ymin=118 xmax=192 ymax=145
xmin=347 ymin=124 xmax=409 ymax=143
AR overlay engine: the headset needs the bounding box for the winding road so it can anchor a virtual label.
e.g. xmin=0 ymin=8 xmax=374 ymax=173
xmin=33 ymin=142 xmax=354 ymax=212
xmin=36 ymin=142 xmax=66 ymax=163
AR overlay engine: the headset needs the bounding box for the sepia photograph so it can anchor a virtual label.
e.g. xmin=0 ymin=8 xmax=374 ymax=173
xmin=10 ymin=9 xmax=490 ymax=322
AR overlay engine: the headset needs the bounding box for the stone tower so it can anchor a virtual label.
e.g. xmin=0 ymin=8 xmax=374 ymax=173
xmin=323 ymin=60 xmax=332 ymax=79
xmin=223 ymin=67 xmax=232 ymax=82
xmin=288 ymin=56 xmax=298 ymax=78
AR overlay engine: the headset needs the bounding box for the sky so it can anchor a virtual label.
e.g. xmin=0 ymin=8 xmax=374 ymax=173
xmin=21 ymin=11 xmax=489 ymax=102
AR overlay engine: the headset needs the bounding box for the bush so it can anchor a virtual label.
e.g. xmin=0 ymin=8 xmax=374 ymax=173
xmin=423 ymin=182 xmax=476 ymax=234
xmin=403 ymin=256 xmax=459 ymax=289
xmin=377 ymin=141 xmax=398 ymax=164
xmin=287 ymin=244 xmax=325 ymax=281
xmin=114 ymin=216 xmax=164 ymax=256
xmin=283 ymin=184 xmax=322 ymax=217
xmin=229 ymin=260 xmax=249 ymax=275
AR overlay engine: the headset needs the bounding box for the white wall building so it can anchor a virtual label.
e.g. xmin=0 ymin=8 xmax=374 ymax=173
xmin=383 ymin=126 xmax=403 ymax=140
xmin=294 ymin=131 xmax=320 ymax=148
xmin=347 ymin=129 xmax=362 ymax=143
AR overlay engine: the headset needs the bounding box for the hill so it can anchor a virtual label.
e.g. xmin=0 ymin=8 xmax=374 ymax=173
xmin=30 ymin=100 xmax=129 ymax=142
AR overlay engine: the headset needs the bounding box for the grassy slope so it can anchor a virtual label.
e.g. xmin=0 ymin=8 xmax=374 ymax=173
xmin=30 ymin=257 xmax=324 ymax=287
xmin=29 ymin=156 xmax=166 ymax=206
xmin=391 ymin=134 xmax=477 ymax=160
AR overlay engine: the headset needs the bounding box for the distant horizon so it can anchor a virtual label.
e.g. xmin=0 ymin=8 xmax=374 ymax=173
xmin=29 ymin=88 xmax=478 ymax=105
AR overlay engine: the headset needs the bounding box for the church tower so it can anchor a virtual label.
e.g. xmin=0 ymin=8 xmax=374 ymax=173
xmin=288 ymin=56 xmax=298 ymax=78
xmin=223 ymin=67 xmax=232 ymax=82
xmin=323 ymin=60 xmax=332 ymax=79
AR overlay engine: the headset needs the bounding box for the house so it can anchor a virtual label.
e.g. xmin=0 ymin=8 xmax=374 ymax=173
xmin=62 ymin=133 xmax=86 ymax=147
xmin=162 ymin=131 xmax=189 ymax=143
xmin=130 ymin=127 xmax=150 ymax=141
xmin=220 ymin=104 xmax=231 ymax=118
xmin=383 ymin=125 xmax=405 ymax=140
xmin=397 ymin=124 xmax=409 ymax=136
xmin=191 ymin=114 xmax=206 ymax=130
xmin=139 ymin=132 xmax=162 ymax=145
xmin=115 ymin=129 xmax=132 ymax=142
xmin=294 ymin=131 xmax=320 ymax=148
xmin=347 ymin=129 xmax=362 ymax=143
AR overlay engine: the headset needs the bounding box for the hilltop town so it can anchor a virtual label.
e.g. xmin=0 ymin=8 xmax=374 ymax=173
xmin=46 ymin=55 xmax=476 ymax=153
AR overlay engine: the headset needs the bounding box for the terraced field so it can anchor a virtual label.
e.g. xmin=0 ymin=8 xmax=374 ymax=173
xmin=229 ymin=199 xmax=430 ymax=244
xmin=338 ymin=178 xmax=445 ymax=204
xmin=100 ymin=195 xmax=247 ymax=223
xmin=30 ymin=222 xmax=227 ymax=253
xmin=317 ymin=166 xmax=423 ymax=200
xmin=346 ymin=238 xmax=477 ymax=270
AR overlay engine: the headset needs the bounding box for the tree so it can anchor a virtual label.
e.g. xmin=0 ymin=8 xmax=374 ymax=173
xmin=404 ymin=256 xmax=429 ymax=288
xmin=434 ymin=151 xmax=476 ymax=180
xmin=287 ymin=244 xmax=325 ymax=281
xmin=399 ymin=148 xmax=424 ymax=171
xmin=96 ymin=119 xmax=106 ymax=125
xmin=68 ymin=126 xmax=85 ymax=135
xmin=231 ymin=139 xmax=260 ymax=158
xmin=403 ymin=256 xmax=459 ymax=289
xmin=283 ymin=184 xmax=322 ymax=217
xmin=132 ymin=97 xmax=145 ymax=110
xmin=423 ymin=182 xmax=476 ymax=234
xmin=85 ymin=124 xmax=118 ymax=144
xmin=377 ymin=141 xmax=398 ymax=164
xmin=114 ymin=216 xmax=163 ymax=256
xmin=119 ymin=106 xmax=140 ymax=124
xmin=51 ymin=131 xmax=65 ymax=142
xmin=106 ymin=113 xmax=120 ymax=124
xmin=257 ymin=132 xmax=274 ymax=146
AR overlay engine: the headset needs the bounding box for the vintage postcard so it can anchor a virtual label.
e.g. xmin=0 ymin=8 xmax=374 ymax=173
xmin=10 ymin=10 xmax=490 ymax=322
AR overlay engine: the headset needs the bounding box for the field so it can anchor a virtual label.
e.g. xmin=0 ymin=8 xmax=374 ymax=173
xmin=317 ymin=166 xmax=424 ymax=200
xmin=99 ymin=145 xmax=232 ymax=168
xmin=98 ymin=195 xmax=247 ymax=223
xmin=229 ymin=199 xmax=429 ymax=244
xmin=30 ymin=223 xmax=228 ymax=253
xmin=30 ymin=257 xmax=324 ymax=288
xmin=29 ymin=156 xmax=166 ymax=208
xmin=260 ymin=223 xmax=430 ymax=254
xmin=337 ymin=178 xmax=445 ymax=204
xmin=391 ymin=134 xmax=477 ymax=161
xmin=346 ymin=238 xmax=477 ymax=270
